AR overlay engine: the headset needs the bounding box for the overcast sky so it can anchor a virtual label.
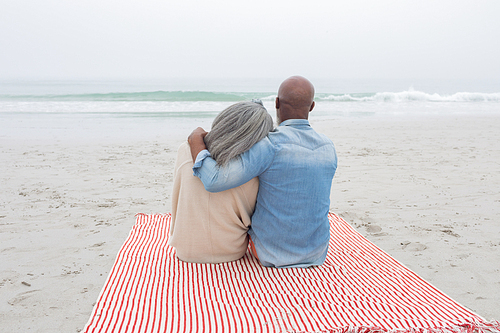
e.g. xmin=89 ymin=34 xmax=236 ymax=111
xmin=1 ymin=0 xmax=499 ymax=81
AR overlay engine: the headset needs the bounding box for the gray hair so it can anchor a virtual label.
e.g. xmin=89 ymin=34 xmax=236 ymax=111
xmin=204 ymin=101 xmax=273 ymax=166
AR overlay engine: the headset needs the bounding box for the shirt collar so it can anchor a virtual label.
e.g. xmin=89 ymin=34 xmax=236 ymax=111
xmin=279 ymin=119 xmax=311 ymax=127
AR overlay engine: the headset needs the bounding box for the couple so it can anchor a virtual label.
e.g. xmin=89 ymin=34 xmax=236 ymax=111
xmin=169 ymin=76 xmax=338 ymax=268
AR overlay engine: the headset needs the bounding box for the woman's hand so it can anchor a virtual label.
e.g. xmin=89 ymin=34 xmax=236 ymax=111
xmin=188 ymin=127 xmax=208 ymax=162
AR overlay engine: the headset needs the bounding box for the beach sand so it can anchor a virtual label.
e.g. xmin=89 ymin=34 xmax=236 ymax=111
xmin=1 ymin=115 xmax=499 ymax=332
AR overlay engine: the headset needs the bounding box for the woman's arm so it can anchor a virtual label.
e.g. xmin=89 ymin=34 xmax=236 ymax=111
xmin=187 ymin=127 xmax=208 ymax=162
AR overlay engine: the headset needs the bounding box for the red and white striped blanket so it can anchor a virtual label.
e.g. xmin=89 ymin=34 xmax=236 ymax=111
xmin=83 ymin=213 xmax=499 ymax=333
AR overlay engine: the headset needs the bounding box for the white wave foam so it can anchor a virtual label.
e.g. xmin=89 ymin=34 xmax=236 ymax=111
xmin=260 ymin=94 xmax=277 ymax=101
xmin=319 ymin=90 xmax=500 ymax=102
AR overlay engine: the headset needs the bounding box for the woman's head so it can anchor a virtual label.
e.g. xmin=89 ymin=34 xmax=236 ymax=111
xmin=204 ymin=101 xmax=273 ymax=166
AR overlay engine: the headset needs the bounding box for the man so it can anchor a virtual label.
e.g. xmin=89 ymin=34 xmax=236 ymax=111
xmin=188 ymin=76 xmax=337 ymax=268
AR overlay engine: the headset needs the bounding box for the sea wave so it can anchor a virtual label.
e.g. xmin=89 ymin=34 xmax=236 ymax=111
xmin=0 ymin=91 xmax=274 ymax=102
xmin=317 ymin=90 xmax=500 ymax=102
xmin=1 ymin=89 xmax=498 ymax=102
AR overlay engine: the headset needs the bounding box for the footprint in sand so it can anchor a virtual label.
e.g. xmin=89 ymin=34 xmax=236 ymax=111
xmin=366 ymin=225 xmax=382 ymax=234
xmin=7 ymin=290 xmax=40 ymax=306
xmin=401 ymin=241 xmax=427 ymax=251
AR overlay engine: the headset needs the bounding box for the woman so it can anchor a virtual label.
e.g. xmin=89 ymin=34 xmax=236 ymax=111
xmin=169 ymin=101 xmax=273 ymax=263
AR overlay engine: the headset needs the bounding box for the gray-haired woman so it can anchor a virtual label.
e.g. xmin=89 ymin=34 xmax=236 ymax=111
xmin=169 ymin=101 xmax=273 ymax=263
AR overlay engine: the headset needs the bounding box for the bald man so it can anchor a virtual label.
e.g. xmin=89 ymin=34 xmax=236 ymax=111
xmin=188 ymin=76 xmax=337 ymax=268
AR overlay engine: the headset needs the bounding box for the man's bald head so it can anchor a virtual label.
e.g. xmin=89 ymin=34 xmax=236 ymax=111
xmin=275 ymin=76 xmax=315 ymax=123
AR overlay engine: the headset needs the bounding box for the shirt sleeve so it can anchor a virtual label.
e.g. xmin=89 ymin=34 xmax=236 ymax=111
xmin=192 ymin=137 xmax=275 ymax=193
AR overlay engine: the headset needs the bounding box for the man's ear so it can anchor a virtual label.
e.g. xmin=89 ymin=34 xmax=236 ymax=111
xmin=309 ymin=101 xmax=315 ymax=112
xmin=275 ymin=97 xmax=280 ymax=110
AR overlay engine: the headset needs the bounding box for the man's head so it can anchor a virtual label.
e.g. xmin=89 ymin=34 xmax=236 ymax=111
xmin=275 ymin=76 xmax=315 ymax=124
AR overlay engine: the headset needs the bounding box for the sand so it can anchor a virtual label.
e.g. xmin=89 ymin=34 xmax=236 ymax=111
xmin=0 ymin=115 xmax=499 ymax=332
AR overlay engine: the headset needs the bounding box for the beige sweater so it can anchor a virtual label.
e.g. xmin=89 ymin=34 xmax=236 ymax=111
xmin=169 ymin=142 xmax=259 ymax=263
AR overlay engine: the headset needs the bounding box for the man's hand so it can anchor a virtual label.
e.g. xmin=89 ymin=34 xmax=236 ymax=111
xmin=188 ymin=127 xmax=208 ymax=162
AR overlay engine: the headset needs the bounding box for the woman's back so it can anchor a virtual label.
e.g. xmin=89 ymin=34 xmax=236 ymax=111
xmin=169 ymin=142 xmax=259 ymax=263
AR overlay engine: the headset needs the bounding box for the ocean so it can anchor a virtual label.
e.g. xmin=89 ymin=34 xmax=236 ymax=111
xmin=1 ymin=78 xmax=499 ymax=144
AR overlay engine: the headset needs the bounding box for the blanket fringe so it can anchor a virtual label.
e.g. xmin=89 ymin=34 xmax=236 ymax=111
xmin=296 ymin=319 xmax=500 ymax=333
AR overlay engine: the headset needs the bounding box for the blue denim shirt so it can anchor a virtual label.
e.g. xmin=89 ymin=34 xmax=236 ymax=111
xmin=193 ymin=119 xmax=337 ymax=268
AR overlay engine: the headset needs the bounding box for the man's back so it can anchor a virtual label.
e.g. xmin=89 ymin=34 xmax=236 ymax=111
xmin=249 ymin=119 xmax=337 ymax=268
